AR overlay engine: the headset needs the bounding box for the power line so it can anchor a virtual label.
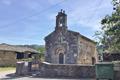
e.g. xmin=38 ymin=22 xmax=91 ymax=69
xmin=0 ymin=0 xmax=68 ymax=29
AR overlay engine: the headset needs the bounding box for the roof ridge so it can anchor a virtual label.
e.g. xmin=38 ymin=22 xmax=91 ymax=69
xmin=0 ymin=43 xmax=39 ymax=53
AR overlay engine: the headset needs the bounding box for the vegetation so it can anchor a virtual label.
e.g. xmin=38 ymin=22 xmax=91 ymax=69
xmin=37 ymin=47 xmax=45 ymax=61
xmin=95 ymin=0 xmax=120 ymax=53
xmin=17 ymin=58 xmax=33 ymax=62
xmin=0 ymin=67 xmax=15 ymax=72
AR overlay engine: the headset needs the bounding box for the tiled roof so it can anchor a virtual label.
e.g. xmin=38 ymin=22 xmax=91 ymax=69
xmin=68 ymin=30 xmax=96 ymax=44
xmin=0 ymin=43 xmax=39 ymax=53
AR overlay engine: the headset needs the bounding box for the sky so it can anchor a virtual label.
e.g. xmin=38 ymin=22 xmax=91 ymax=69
xmin=0 ymin=0 xmax=113 ymax=45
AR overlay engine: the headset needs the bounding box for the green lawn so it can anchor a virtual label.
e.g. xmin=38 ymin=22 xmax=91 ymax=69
xmin=0 ymin=67 xmax=16 ymax=72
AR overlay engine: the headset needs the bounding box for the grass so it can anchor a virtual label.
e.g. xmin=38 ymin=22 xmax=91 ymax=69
xmin=0 ymin=67 xmax=16 ymax=72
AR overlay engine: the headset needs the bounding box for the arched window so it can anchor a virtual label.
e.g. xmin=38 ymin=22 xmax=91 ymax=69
xmin=59 ymin=17 xmax=63 ymax=27
xmin=59 ymin=53 xmax=64 ymax=64
xmin=92 ymin=57 xmax=96 ymax=65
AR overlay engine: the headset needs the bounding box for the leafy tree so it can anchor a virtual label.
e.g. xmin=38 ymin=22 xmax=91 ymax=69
xmin=37 ymin=47 xmax=45 ymax=61
xmin=95 ymin=0 xmax=120 ymax=53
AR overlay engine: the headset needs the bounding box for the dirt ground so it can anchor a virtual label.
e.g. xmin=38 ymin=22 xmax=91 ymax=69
xmin=0 ymin=69 xmax=15 ymax=79
xmin=0 ymin=70 xmax=95 ymax=80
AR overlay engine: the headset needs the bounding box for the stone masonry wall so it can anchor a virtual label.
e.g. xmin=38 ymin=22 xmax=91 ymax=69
xmin=15 ymin=61 xmax=120 ymax=79
xmin=45 ymin=30 xmax=79 ymax=64
xmin=113 ymin=62 xmax=120 ymax=80
xmin=77 ymin=37 xmax=97 ymax=64
xmin=0 ymin=50 xmax=17 ymax=66
xmin=38 ymin=63 xmax=96 ymax=78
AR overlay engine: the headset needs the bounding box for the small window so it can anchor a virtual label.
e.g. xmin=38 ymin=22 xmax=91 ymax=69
xmin=16 ymin=52 xmax=24 ymax=59
xmin=59 ymin=17 xmax=63 ymax=26
xmin=28 ymin=54 xmax=32 ymax=58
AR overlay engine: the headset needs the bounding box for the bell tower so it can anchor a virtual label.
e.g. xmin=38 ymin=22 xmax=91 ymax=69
xmin=55 ymin=9 xmax=67 ymax=30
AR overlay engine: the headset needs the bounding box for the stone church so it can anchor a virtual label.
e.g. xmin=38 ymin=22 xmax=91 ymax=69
xmin=45 ymin=10 xmax=98 ymax=64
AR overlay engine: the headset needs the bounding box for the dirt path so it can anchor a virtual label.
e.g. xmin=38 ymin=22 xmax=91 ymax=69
xmin=0 ymin=70 xmax=95 ymax=80
xmin=0 ymin=70 xmax=15 ymax=79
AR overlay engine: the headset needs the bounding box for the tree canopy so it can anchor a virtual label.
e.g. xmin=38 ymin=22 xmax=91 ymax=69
xmin=95 ymin=0 xmax=120 ymax=53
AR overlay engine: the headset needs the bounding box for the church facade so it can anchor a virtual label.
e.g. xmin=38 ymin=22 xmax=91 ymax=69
xmin=44 ymin=10 xmax=98 ymax=64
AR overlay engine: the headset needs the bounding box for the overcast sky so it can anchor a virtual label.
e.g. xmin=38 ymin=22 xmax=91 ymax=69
xmin=0 ymin=0 xmax=113 ymax=45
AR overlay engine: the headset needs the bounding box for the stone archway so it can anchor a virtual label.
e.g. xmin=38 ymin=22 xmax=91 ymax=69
xmin=55 ymin=47 xmax=65 ymax=64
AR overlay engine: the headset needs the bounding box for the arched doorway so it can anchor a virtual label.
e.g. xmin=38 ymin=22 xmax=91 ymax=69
xmin=92 ymin=57 xmax=96 ymax=65
xmin=59 ymin=53 xmax=64 ymax=64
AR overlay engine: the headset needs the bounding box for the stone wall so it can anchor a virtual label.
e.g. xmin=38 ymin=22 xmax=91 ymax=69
xmin=38 ymin=63 xmax=96 ymax=78
xmin=113 ymin=62 xmax=120 ymax=80
xmin=45 ymin=30 xmax=79 ymax=64
xmin=15 ymin=61 xmax=120 ymax=79
xmin=77 ymin=36 xmax=97 ymax=64
xmin=38 ymin=62 xmax=120 ymax=79
xmin=0 ymin=50 xmax=17 ymax=66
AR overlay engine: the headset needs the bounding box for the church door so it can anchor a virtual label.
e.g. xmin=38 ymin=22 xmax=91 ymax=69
xmin=59 ymin=53 xmax=64 ymax=64
xmin=92 ymin=57 xmax=96 ymax=65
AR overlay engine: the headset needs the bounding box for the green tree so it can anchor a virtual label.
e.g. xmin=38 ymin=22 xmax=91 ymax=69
xmin=37 ymin=47 xmax=45 ymax=61
xmin=95 ymin=0 xmax=120 ymax=53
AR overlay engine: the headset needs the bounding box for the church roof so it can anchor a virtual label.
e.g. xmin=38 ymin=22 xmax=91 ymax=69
xmin=44 ymin=31 xmax=55 ymax=41
xmin=68 ymin=30 xmax=96 ymax=44
xmin=80 ymin=34 xmax=97 ymax=44
xmin=68 ymin=30 xmax=80 ymax=35
xmin=45 ymin=29 xmax=96 ymax=44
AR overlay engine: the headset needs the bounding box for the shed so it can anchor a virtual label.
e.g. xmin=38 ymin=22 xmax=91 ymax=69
xmin=0 ymin=43 xmax=39 ymax=66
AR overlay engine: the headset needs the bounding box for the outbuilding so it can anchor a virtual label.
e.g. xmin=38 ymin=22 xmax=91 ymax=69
xmin=0 ymin=43 xmax=39 ymax=66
